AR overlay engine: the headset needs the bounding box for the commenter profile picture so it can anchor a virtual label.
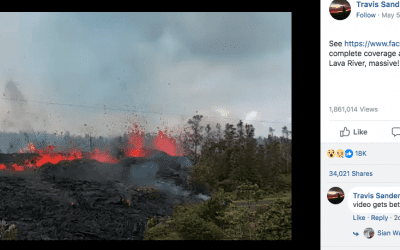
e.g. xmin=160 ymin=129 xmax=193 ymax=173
xmin=327 ymin=187 xmax=345 ymax=204
xmin=364 ymin=228 xmax=375 ymax=239
xmin=329 ymin=0 xmax=351 ymax=20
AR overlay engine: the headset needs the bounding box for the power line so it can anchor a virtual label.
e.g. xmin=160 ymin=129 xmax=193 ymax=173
xmin=254 ymin=120 xmax=291 ymax=124
xmin=0 ymin=97 xmax=291 ymax=124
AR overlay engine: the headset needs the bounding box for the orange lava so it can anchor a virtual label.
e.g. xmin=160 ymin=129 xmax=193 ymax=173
xmin=154 ymin=129 xmax=188 ymax=156
xmin=154 ymin=131 xmax=178 ymax=156
xmin=1 ymin=142 xmax=119 ymax=171
xmin=124 ymin=127 xmax=147 ymax=157
xmin=90 ymin=148 xmax=118 ymax=164
xmin=1 ymin=123 xmax=191 ymax=171
xmin=125 ymin=124 xmax=187 ymax=157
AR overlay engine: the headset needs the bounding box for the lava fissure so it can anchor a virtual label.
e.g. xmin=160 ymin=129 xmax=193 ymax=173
xmin=1 ymin=123 xmax=190 ymax=172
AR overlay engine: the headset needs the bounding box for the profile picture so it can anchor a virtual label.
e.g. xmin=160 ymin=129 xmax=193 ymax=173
xmin=327 ymin=187 xmax=344 ymax=204
xmin=364 ymin=228 xmax=374 ymax=239
xmin=329 ymin=0 xmax=351 ymax=20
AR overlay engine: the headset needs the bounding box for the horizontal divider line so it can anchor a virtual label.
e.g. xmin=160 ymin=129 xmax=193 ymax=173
xmin=329 ymin=120 xmax=400 ymax=121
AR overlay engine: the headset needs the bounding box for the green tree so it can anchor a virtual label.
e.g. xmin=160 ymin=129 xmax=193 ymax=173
xmin=215 ymin=123 xmax=223 ymax=143
xmin=269 ymin=127 xmax=275 ymax=139
xmin=263 ymin=141 xmax=286 ymax=192
xmin=183 ymin=114 xmax=204 ymax=165
xmin=200 ymin=124 xmax=213 ymax=159
xmin=212 ymin=122 xmax=258 ymax=192
xmin=280 ymin=126 xmax=292 ymax=174
xmin=187 ymin=119 xmax=288 ymax=197
xmin=282 ymin=126 xmax=288 ymax=143
xmin=235 ymin=120 xmax=245 ymax=145
xmin=253 ymin=142 xmax=270 ymax=189
xmin=219 ymin=123 xmax=236 ymax=178
xmin=224 ymin=123 xmax=236 ymax=142
xmin=242 ymin=124 xmax=260 ymax=185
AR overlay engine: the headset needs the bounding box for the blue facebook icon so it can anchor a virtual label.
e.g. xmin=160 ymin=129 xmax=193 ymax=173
xmin=345 ymin=149 xmax=353 ymax=158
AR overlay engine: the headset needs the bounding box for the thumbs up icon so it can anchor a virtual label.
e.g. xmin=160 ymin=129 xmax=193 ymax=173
xmin=340 ymin=127 xmax=350 ymax=137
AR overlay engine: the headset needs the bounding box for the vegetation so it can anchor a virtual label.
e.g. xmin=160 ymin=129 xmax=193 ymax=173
xmin=0 ymin=220 xmax=18 ymax=240
xmin=183 ymin=116 xmax=292 ymax=194
xmin=141 ymin=114 xmax=292 ymax=240
xmin=142 ymin=186 xmax=292 ymax=240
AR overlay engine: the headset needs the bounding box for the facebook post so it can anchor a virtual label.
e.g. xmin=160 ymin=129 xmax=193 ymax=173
xmin=322 ymin=1 xmax=400 ymax=249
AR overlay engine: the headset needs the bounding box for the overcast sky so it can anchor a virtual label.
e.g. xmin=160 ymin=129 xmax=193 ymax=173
xmin=0 ymin=12 xmax=291 ymax=139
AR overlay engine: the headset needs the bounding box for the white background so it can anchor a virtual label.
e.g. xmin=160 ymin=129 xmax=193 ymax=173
xmin=322 ymin=0 xmax=400 ymax=249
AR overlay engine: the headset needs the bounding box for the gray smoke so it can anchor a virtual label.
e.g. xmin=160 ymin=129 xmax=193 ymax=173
xmin=56 ymin=155 xmax=211 ymax=201
xmin=1 ymin=80 xmax=48 ymax=133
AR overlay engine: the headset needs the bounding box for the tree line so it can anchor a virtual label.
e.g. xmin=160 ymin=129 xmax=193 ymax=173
xmin=180 ymin=114 xmax=292 ymax=195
